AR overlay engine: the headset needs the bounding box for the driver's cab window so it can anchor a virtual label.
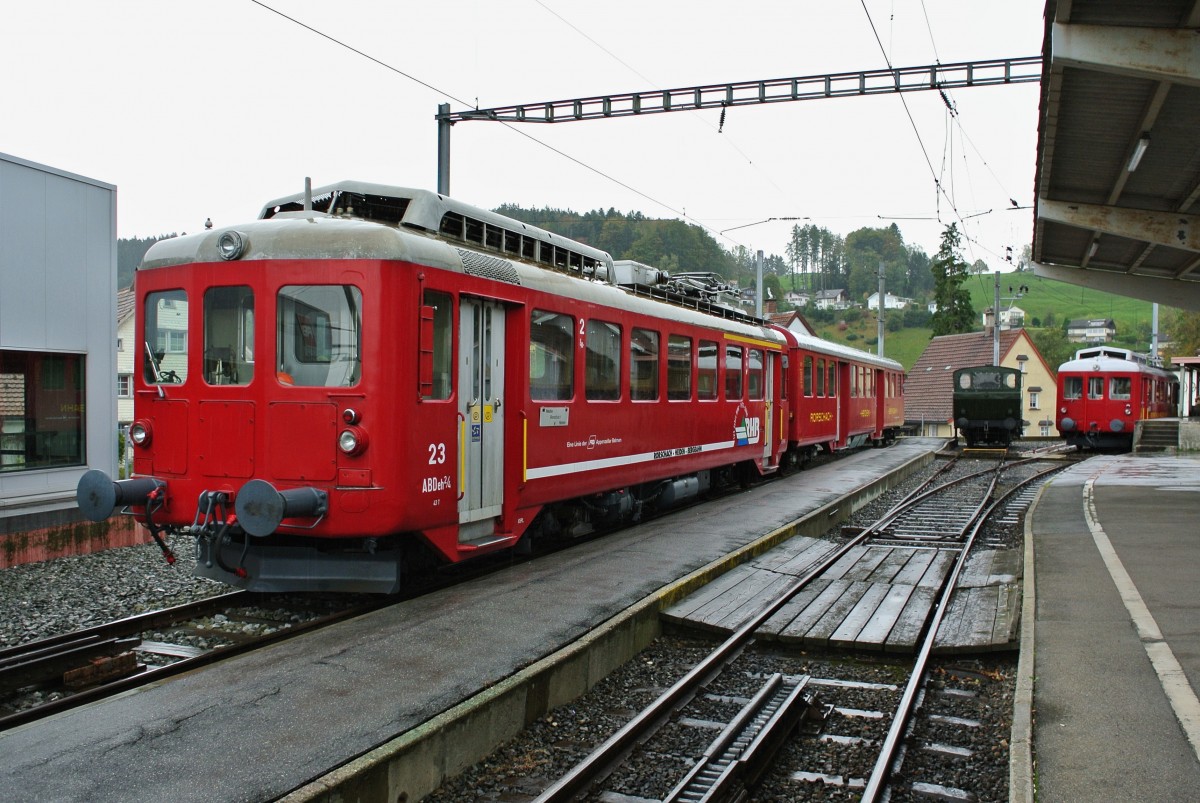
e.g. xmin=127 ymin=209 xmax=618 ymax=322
xmin=277 ymin=285 xmax=362 ymax=387
xmin=143 ymin=290 xmax=188 ymax=384
xmin=204 ymin=286 xmax=254 ymax=385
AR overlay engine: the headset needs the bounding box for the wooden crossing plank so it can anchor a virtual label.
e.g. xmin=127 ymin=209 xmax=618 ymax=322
xmin=853 ymin=583 xmax=917 ymax=649
xmin=884 ymin=586 xmax=938 ymax=652
xmin=917 ymin=549 xmax=958 ymax=587
xmin=829 ymin=583 xmax=892 ymax=647
xmin=889 ymin=550 xmax=937 ymax=586
xmin=822 ymin=547 xmax=871 ymax=580
xmin=757 ymin=580 xmax=830 ymax=639
xmin=681 ymin=567 xmax=785 ymax=632
xmin=991 ymin=582 xmax=1021 ymax=647
xmin=933 ymin=587 xmax=974 ymax=649
xmin=750 ymin=537 xmax=824 ymax=572
xmin=987 ymin=550 xmax=1022 ymax=584
xmin=957 ymin=550 xmax=997 ymax=588
xmin=804 ymin=581 xmax=873 ymax=646
xmin=778 ymin=579 xmax=851 ymax=640
xmin=771 ymin=541 xmax=841 ymax=577
xmin=712 ymin=572 xmax=805 ymax=632
xmin=662 ymin=565 xmax=756 ymax=623
xmin=840 ymin=548 xmax=892 ymax=581
xmin=864 ymin=548 xmax=917 ymax=583
xmin=961 ymin=585 xmax=1003 ymax=649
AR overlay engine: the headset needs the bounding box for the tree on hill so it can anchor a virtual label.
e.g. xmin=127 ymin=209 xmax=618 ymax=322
xmin=930 ymin=223 xmax=975 ymax=335
xmin=118 ymin=235 xmax=176 ymax=288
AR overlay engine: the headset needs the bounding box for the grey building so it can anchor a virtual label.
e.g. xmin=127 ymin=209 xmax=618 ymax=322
xmin=1 ymin=152 xmax=117 ymax=526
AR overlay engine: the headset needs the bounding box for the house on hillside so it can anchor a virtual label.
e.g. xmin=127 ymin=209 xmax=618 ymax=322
xmin=814 ymin=288 xmax=850 ymax=310
xmin=905 ymin=329 xmax=1059 ymax=439
xmin=865 ymin=291 xmax=911 ymax=310
xmin=1066 ymin=317 xmax=1116 ymax=343
xmin=768 ymin=310 xmax=817 ymax=337
xmin=784 ymin=291 xmax=810 ymax=307
xmin=982 ymin=305 xmax=1026 ymax=330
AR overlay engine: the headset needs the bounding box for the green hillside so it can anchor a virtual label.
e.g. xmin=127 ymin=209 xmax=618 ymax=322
xmin=809 ymin=273 xmax=1170 ymax=371
xmin=964 ymin=273 xmax=1159 ymax=345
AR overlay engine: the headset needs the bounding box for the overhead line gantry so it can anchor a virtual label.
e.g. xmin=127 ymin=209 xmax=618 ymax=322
xmin=435 ymin=55 xmax=1042 ymax=194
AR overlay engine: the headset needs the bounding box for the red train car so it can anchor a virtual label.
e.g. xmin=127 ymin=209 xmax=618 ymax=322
xmin=776 ymin=329 xmax=905 ymax=464
xmin=77 ymin=182 xmax=904 ymax=593
xmin=1056 ymin=346 xmax=1178 ymax=450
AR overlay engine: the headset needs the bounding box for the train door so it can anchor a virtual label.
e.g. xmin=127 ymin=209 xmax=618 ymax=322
xmin=457 ymin=297 xmax=505 ymax=541
xmin=762 ymin=352 xmax=775 ymax=464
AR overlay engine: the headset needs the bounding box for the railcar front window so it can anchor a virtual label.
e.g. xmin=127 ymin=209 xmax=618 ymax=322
xmin=1110 ymin=376 xmax=1131 ymax=400
xmin=585 ymin=320 xmax=621 ymax=401
xmin=144 ymin=290 xmax=189 ymax=384
xmin=530 ymin=310 xmax=574 ymax=400
xmin=204 ymin=286 xmax=254 ymax=386
xmin=631 ymin=328 xmax=660 ymax=401
xmin=1063 ymin=377 xmax=1082 ymax=400
xmin=1088 ymin=377 xmax=1104 ymax=400
xmin=277 ymin=285 xmax=362 ymax=387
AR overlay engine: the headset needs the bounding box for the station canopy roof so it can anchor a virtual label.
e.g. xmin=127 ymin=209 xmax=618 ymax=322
xmin=1032 ymin=0 xmax=1200 ymax=310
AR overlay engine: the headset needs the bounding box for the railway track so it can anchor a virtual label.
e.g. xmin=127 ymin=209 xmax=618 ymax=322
xmin=513 ymin=456 xmax=1063 ymax=802
xmin=0 ymin=591 xmax=388 ymax=731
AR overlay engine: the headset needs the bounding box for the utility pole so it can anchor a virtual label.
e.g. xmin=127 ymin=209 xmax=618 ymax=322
xmin=437 ymin=103 xmax=451 ymax=195
xmin=755 ymin=250 xmax=764 ymax=318
xmin=993 ymin=271 xmax=1001 ymax=366
xmin=877 ymin=261 xmax=886 ymax=357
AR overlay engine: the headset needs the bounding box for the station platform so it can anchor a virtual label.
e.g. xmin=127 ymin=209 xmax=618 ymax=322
xmin=0 ymin=439 xmax=943 ymax=803
xmin=1021 ymin=453 xmax=1200 ymax=801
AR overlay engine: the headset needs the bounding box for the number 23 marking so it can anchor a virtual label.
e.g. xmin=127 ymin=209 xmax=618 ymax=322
xmin=428 ymin=443 xmax=446 ymax=464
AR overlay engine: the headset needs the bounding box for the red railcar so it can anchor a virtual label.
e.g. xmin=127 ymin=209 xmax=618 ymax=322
xmin=1056 ymin=346 xmax=1178 ymax=450
xmin=77 ymin=182 xmax=903 ymax=592
xmin=775 ymin=329 xmax=905 ymax=463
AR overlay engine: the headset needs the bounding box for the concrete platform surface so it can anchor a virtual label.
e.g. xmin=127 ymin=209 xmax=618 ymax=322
xmin=1027 ymin=454 xmax=1200 ymax=802
xmin=0 ymin=439 xmax=942 ymax=802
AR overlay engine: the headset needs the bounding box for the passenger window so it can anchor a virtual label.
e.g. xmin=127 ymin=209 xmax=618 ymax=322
xmin=204 ymin=286 xmax=254 ymax=386
xmin=530 ymin=310 xmax=574 ymax=400
xmin=827 ymin=362 xmax=837 ymax=397
xmin=630 ymin=328 xmax=659 ymax=401
xmin=277 ymin=285 xmax=362 ymax=387
xmin=667 ymin=335 xmax=692 ymax=400
xmin=725 ymin=345 xmax=743 ymax=399
xmin=421 ymin=290 xmax=452 ymax=400
xmin=697 ymin=340 xmax=718 ymax=400
xmin=585 ymin=320 xmax=621 ymax=401
xmin=747 ymin=349 xmax=764 ymax=400
xmin=816 ymin=358 xmax=825 ymax=397
xmin=803 ymin=356 xmax=813 ymax=397
xmin=144 ymin=290 xmax=189 ymax=384
xmin=1110 ymin=376 xmax=1131 ymax=400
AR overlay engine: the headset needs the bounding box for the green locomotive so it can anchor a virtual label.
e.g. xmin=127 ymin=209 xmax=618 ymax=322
xmin=953 ymin=365 xmax=1024 ymax=447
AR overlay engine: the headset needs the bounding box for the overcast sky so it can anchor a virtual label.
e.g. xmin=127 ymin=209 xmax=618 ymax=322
xmin=1 ymin=0 xmax=1045 ymax=267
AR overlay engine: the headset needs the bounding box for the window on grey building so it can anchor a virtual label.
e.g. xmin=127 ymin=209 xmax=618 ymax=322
xmin=1 ymin=350 xmax=86 ymax=473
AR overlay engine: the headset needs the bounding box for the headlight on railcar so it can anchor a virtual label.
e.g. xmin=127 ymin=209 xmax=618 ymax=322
xmin=338 ymin=426 xmax=369 ymax=456
xmin=216 ymin=230 xmax=248 ymax=260
xmin=129 ymin=420 xmax=153 ymax=448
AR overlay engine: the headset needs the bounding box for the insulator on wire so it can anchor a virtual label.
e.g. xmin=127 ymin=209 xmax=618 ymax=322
xmin=718 ymin=105 xmax=727 ymax=133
